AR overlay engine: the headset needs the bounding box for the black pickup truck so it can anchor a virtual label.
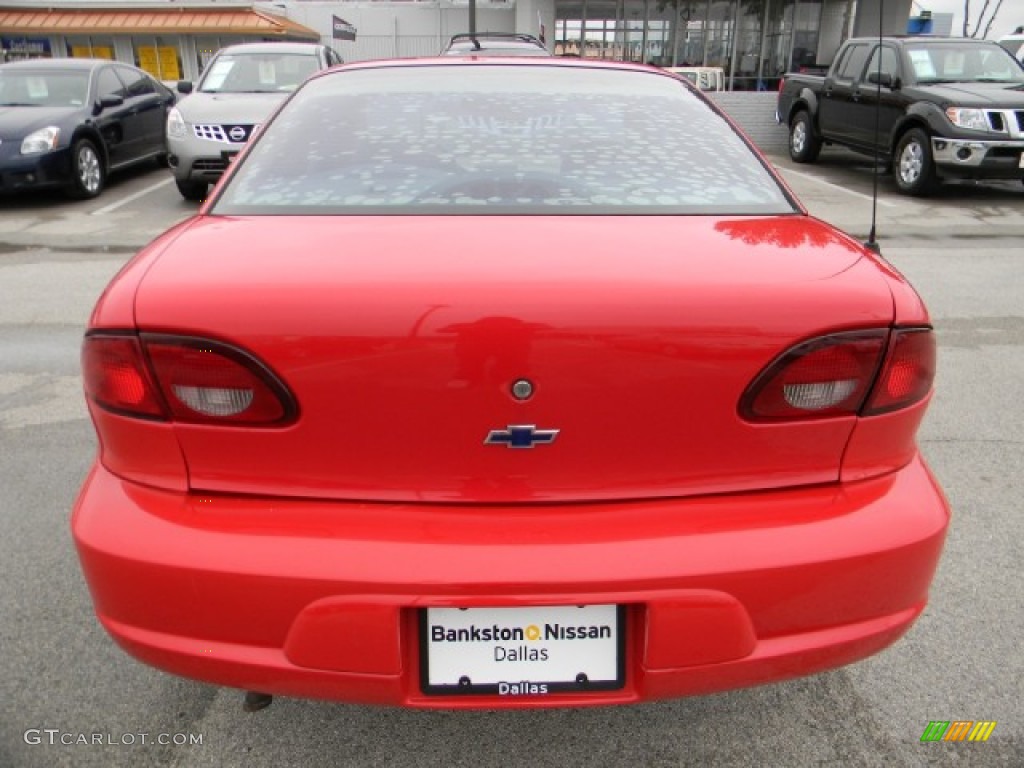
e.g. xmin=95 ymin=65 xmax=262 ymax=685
xmin=777 ymin=36 xmax=1024 ymax=195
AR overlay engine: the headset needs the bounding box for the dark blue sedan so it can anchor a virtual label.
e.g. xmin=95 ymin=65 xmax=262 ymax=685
xmin=0 ymin=58 xmax=175 ymax=199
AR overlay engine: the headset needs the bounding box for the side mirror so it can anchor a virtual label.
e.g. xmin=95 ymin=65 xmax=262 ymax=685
xmin=867 ymin=72 xmax=898 ymax=89
xmin=177 ymin=81 xmax=193 ymax=95
xmin=95 ymin=94 xmax=124 ymax=112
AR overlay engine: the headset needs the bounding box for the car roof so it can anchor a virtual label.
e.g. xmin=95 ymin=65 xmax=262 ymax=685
xmin=305 ymin=57 xmax=687 ymax=92
xmin=0 ymin=58 xmax=113 ymax=71
xmin=214 ymin=42 xmax=325 ymax=56
xmin=443 ymin=46 xmax=550 ymax=57
xmin=849 ymin=35 xmax=1003 ymax=45
xmin=443 ymin=32 xmax=548 ymax=55
xmin=321 ymin=58 xmax=693 ymax=88
xmin=323 ymin=57 xmax=665 ymax=77
xmin=448 ymin=32 xmax=544 ymax=44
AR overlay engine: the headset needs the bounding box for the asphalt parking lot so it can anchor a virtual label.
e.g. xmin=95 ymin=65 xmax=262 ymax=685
xmin=1 ymin=158 xmax=1021 ymax=767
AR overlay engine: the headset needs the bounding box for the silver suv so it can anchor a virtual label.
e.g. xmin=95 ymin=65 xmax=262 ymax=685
xmin=166 ymin=42 xmax=341 ymax=201
xmin=442 ymin=33 xmax=550 ymax=57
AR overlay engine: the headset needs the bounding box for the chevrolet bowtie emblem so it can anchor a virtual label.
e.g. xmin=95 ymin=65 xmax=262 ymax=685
xmin=484 ymin=425 xmax=560 ymax=449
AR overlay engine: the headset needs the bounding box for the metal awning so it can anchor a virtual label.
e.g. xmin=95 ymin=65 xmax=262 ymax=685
xmin=0 ymin=7 xmax=321 ymax=41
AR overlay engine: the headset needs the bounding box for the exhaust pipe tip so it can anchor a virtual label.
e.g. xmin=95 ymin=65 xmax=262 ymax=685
xmin=243 ymin=691 xmax=273 ymax=712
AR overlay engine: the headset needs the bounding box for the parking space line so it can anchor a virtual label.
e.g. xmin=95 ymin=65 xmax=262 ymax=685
xmin=778 ymin=167 xmax=901 ymax=208
xmin=91 ymin=177 xmax=175 ymax=216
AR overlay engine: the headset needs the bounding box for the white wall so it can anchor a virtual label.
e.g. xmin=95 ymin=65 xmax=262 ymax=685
xmin=852 ymin=0 xmax=914 ymax=38
xmin=515 ymin=0 xmax=556 ymax=47
xmin=817 ymin=0 xmax=851 ymax=65
xmin=265 ymin=1 xmax=530 ymax=62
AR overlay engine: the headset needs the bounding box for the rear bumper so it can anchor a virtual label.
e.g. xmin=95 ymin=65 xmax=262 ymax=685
xmin=72 ymin=454 xmax=949 ymax=709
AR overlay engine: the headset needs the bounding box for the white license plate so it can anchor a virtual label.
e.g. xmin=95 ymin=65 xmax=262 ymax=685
xmin=421 ymin=605 xmax=624 ymax=696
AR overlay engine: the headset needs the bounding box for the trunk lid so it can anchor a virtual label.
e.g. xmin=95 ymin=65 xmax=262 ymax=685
xmin=135 ymin=214 xmax=893 ymax=503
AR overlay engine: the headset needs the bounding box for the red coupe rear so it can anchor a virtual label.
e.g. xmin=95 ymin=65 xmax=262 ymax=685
xmin=73 ymin=58 xmax=948 ymax=708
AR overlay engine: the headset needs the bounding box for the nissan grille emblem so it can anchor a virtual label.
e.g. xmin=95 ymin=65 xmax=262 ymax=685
xmin=229 ymin=126 xmax=247 ymax=142
xmin=484 ymin=425 xmax=559 ymax=449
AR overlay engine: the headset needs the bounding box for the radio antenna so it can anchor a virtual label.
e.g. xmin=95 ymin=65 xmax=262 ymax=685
xmin=864 ymin=0 xmax=885 ymax=254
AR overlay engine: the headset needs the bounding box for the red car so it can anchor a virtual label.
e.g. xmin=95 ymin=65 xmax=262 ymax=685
xmin=73 ymin=58 xmax=949 ymax=709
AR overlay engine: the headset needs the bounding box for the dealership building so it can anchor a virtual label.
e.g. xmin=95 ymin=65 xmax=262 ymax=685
xmin=1 ymin=0 xmax=915 ymax=89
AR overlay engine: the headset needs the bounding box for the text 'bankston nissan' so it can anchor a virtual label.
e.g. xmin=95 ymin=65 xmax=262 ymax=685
xmin=73 ymin=55 xmax=949 ymax=710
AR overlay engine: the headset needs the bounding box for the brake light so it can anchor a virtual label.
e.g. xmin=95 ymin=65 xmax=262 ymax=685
xmin=82 ymin=335 xmax=166 ymax=419
xmin=741 ymin=328 xmax=935 ymax=422
xmin=82 ymin=333 xmax=296 ymax=425
xmin=863 ymin=328 xmax=935 ymax=415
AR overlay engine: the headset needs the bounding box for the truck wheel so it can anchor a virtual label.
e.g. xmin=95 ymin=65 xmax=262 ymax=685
xmin=176 ymin=179 xmax=208 ymax=202
xmin=66 ymin=139 xmax=105 ymax=199
xmin=894 ymin=128 xmax=939 ymax=196
xmin=789 ymin=110 xmax=821 ymax=163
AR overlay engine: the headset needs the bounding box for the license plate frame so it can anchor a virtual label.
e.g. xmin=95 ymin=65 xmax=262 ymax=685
xmin=420 ymin=604 xmax=625 ymax=696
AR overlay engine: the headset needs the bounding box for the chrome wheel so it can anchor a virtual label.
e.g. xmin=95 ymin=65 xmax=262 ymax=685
xmin=893 ymin=128 xmax=938 ymax=196
xmin=77 ymin=145 xmax=102 ymax=195
xmin=788 ymin=110 xmax=820 ymax=163
xmin=791 ymin=122 xmax=807 ymax=154
xmin=899 ymin=141 xmax=924 ymax=186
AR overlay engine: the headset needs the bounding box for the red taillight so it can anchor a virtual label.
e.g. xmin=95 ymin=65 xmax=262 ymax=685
xmin=82 ymin=333 xmax=296 ymax=425
xmin=742 ymin=328 xmax=935 ymax=421
xmin=742 ymin=331 xmax=887 ymax=421
xmin=82 ymin=335 xmax=167 ymax=419
xmin=863 ymin=328 xmax=935 ymax=414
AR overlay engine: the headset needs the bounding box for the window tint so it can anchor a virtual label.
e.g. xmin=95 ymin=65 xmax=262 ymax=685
xmin=865 ymin=46 xmax=900 ymax=81
xmin=214 ymin=66 xmax=795 ymax=216
xmin=116 ymin=65 xmax=156 ymax=97
xmin=96 ymin=67 xmax=125 ymax=100
xmin=837 ymin=44 xmax=870 ymax=80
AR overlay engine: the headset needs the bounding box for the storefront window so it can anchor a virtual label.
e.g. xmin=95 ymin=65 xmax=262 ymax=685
xmin=554 ymin=0 xmax=824 ymax=90
xmin=133 ymin=36 xmax=183 ymax=81
xmin=65 ymin=36 xmax=115 ymax=60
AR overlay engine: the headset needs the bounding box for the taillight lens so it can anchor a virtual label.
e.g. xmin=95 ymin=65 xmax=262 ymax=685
xmin=742 ymin=331 xmax=887 ymax=420
xmin=82 ymin=335 xmax=167 ymax=419
xmin=82 ymin=333 xmax=296 ymax=425
xmin=741 ymin=328 xmax=937 ymax=422
xmin=863 ymin=328 xmax=935 ymax=415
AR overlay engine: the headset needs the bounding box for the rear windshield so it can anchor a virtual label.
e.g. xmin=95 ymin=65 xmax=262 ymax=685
xmin=212 ymin=65 xmax=796 ymax=216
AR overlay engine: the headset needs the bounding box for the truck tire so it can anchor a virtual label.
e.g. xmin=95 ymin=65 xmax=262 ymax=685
xmin=894 ymin=128 xmax=939 ymax=196
xmin=789 ymin=110 xmax=821 ymax=163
